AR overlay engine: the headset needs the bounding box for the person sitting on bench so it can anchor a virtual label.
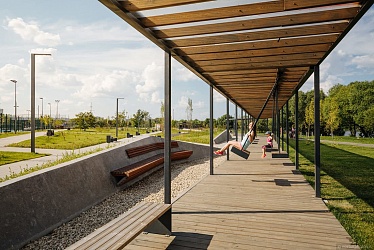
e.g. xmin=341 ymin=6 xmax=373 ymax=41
xmin=214 ymin=122 xmax=256 ymax=156
xmin=261 ymin=131 xmax=273 ymax=158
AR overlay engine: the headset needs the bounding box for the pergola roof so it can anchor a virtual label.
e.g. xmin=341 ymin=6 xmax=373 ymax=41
xmin=99 ymin=0 xmax=373 ymax=118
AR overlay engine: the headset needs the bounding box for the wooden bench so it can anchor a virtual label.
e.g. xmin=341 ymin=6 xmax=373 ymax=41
xmin=66 ymin=202 xmax=171 ymax=250
xmin=111 ymin=141 xmax=193 ymax=186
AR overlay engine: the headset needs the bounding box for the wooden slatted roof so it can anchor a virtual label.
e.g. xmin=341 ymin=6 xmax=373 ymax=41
xmin=99 ymin=0 xmax=374 ymax=118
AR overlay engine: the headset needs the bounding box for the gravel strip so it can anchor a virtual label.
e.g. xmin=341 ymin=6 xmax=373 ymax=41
xmin=22 ymin=156 xmax=226 ymax=250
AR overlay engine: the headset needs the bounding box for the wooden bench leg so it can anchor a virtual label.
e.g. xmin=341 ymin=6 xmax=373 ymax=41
xmin=144 ymin=207 xmax=172 ymax=235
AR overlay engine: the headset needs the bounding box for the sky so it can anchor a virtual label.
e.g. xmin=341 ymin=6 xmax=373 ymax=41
xmin=1 ymin=1 xmax=374 ymax=121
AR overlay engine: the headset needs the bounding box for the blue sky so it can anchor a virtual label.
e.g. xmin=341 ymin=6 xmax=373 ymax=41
xmin=1 ymin=1 xmax=374 ymax=121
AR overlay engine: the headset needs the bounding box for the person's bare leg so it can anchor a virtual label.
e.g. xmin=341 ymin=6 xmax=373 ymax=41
xmin=218 ymin=141 xmax=242 ymax=152
xmin=261 ymin=146 xmax=266 ymax=158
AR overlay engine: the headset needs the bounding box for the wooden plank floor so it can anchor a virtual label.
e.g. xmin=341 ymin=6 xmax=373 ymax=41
xmin=125 ymin=137 xmax=355 ymax=249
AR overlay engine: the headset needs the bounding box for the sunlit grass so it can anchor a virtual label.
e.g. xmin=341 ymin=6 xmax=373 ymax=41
xmin=0 ymin=151 xmax=48 ymax=166
xmin=155 ymin=128 xmax=224 ymax=144
xmin=7 ymin=128 xmax=147 ymax=150
xmin=0 ymin=147 xmax=106 ymax=183
xmin=287 ymin=139 xmax=374 ymax=249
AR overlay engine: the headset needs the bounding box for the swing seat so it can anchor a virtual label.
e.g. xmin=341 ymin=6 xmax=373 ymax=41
xmin=231 ymin=147 xmax=250 ymax=160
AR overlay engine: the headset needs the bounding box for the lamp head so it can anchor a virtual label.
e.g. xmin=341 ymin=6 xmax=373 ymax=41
xmin=10 ymin=80 xmax=17 ymax=84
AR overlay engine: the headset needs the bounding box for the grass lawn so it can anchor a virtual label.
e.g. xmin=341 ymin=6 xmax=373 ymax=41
xmin=155 ymin=128 xmax=224 ymax=144
xmin=302 ymin=135 xmax=374 ymax=144
xmin=7 ymin=128 xmax=145 ymax=150
xmin=288 ymin=139 xmax=374 ymax=249
xmin=0 ymin=151 xmax=48 ymax=166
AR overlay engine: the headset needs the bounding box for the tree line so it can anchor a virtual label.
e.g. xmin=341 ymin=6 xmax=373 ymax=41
xmin=70 ymin=81 xmax=373 ymax=137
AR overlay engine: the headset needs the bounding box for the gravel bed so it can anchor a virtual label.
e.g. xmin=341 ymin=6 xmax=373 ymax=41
xmin=22 ymin=156 xmax=226 ymax=250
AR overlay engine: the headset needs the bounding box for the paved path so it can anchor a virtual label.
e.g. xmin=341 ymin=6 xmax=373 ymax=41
xmin=0 ymin=131 xmax=154 ymax=179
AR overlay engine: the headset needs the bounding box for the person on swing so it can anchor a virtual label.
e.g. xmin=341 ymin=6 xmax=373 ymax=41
xmin=214 ymin=122 xmax=256 ymax=155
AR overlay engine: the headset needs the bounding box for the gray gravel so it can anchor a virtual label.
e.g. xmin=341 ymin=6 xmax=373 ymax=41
xmin=21 ymin=157 xmax=225 ymax=250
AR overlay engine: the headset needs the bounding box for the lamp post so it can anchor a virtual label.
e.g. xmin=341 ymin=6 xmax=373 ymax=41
xmin=10 ymin=80 xmax=17 ymax=133
xmin=116 ymin=98 xmax=124 ymax=138
xmin=31 ymin=53 xmax=51 ymax=153
xmin=40 ymin=97 xmax=44 ymax=130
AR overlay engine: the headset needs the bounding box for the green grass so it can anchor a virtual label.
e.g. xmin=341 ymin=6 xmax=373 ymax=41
xmin=0 ymin=151 xmax=48 ymax=166
xmin=0 ymin=147 xmax=106 ymax=183
xmin=7 ymin=128 xmax=144 ymax=150
xmin=155 ymin=128 xmax=224 ymax=144
xmin=301 ymin=135 xmax=374 ymax=144
xmin=287 ymin=139 xmax=374 ymax=249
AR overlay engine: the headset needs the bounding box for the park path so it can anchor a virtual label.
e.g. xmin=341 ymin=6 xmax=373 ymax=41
xmin=0 ymin=131 xmax=153 ymax=179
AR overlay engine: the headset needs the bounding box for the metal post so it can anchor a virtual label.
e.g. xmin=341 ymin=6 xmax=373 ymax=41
xmin=241 ymin=109 xmax=244 ymax=140
xmin=31 ymin=54 xmax=35 ymax=152
xmin=314 ymin=65 xmax=321 ymax=198
xmin=286 ymin=101 xmax=289 ymax=155
xmin=40 ymin=97 xmax=44 ymax=130
xmin=281 ymin=106 xmax=284 ymax=151
xmin=235 ymin=105 xmax=238 ymax=141
xmin=116 ymin=97 xmax=124 ymax=138
xmin=226 ymin=99 xmax=230 ymax=160
xmin=210 ymin=85 xmax=213 ymax=175
xmin=295 ymin=91 xmax=299 ymax=170
xmin=164 ymin=51 xmax=171 ymax=205
xmin=276 ymin=88 xmax=280 ymax=153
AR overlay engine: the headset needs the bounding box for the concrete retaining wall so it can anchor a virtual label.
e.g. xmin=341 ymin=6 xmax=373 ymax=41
xmin=213 ymin=129 xmax=232 ymax=144
xmin=0 ymin=137 xmax=213 ymax=250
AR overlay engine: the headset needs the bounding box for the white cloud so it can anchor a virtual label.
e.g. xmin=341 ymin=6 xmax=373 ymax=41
xmin=74 ymin=70 xmax=138 ymax=99
xmin=352 ymin=55 xmax=374 ymax=69
xmin=7 ymin=18 xmax=60 ymax=46
xmin=136 ymin=62 xmax=163 ymax=103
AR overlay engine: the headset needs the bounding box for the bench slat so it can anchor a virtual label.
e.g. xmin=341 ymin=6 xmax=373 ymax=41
xmin=67 ymin=202 xmax=171 ymax=250
xmin=103 ymin=204 xmax=170 ymax=250
xmin=87 ymin=203 xmax=161 ymax=249
xmin=126 ymin=141 xmax=179 ymax=158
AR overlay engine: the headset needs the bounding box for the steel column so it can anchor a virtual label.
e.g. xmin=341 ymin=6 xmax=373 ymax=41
xmin=235 ymin=105 xmax=238 ymax=141
xmin=314 ymin=65 xmax=321 ymax=198
xmin=226 ymin=99 xmax=230 ymax=160
xmin=31 ymin=54 xmax=36 ymax=153
xmin=281 ymin=106 xmax=284 ymax=151
xmin=210 ymin=85 xmax=214 ymax=175
xmin=164 ymin=51 xmax=172 ymax=205
xmin=286 ymin=101 xmax=289 ymax=155
xmin=295 ymin=91 xmax=299 ymax=170
xmin=241 ymin=109 xmax=244 ymax=140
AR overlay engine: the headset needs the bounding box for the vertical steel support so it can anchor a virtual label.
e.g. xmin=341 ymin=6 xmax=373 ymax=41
xmin=272 ymin=94 xmax=275 ymax=136
xmin=164 ymin=51 xmax=171 ymax=205
xmin=226 ymin=99 xmax=230 ymax=160
xmin=210 ymin=85 xmax=214 ymax=175
xmin=314 ymin=65 xmax=321 ymax=198
xmin=235 ymin=105 xmax=238 ymax=141
xmin=31 ymin=54 xmax=36 ymax=153
xmin=295 ymin=91 xmax=299 ymax=170
xmin=286 ymin=101 xmax=289 ymax=155
xmin=241 ymin=109 xmax=244 ymax=140
xmin=276 ymin=88 xmax=280 ymax=153
xmin=281 ymin=106 xmax=284 ymax=151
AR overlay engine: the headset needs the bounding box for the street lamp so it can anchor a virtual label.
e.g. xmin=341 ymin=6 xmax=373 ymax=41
xmin=31 ymin=52 xmax=51 ymax=153
xmin=55 ymin=100 xmax=60 ymax=119
xmin=116 ymin=98 xmax=124 ymax=138
xmin=10 ymin=80 xmax=17 ymax=133
xmin=40 ymin=97 xmax=44 ymax=130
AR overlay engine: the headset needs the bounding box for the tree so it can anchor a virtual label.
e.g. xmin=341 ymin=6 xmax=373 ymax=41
xmin=132 ymin=109 xmax=149 ymax=129
xmin=305 ymin=99 xmax=314 ymax=137
xmin=75 ymin=112 xmax=95 ymax=130
xmin=322 ymin=98 xmax=341 ymax=138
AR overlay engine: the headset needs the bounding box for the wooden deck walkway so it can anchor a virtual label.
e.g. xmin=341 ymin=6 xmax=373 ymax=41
xmin=125 ymin=136 xmax=355 ymax=249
